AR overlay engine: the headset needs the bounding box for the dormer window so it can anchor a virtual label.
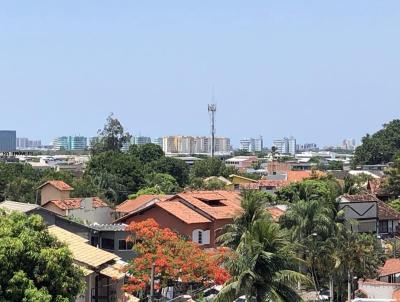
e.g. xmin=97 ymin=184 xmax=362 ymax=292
xmin=198 ymin=198 xmax=226 ymax=207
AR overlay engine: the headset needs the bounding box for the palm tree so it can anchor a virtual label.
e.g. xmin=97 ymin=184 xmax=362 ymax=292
xmin=215 ymin=219 xmax=307 ymax=302
xmin=218 ymin=190 xmax=270 ymax=249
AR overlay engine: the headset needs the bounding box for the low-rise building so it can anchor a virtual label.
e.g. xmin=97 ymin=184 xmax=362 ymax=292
xmin=225 ymin=156 xmax=258 ymax=171
xmin=48 ymin=226 xmax=128 ymax=302
xmin=338 ymin=194 xmax=400 ymax=236
xmin=38 ymin=180 xmax=113 ymax=224
xmin=115 ymin=191 xmax=242 ymax=248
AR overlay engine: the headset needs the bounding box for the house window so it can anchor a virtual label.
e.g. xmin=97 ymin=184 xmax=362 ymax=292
xmin=198 ymin=231 xmax=203 ymax=244
xmin=379 ymin=220 xmax=389 ymax=234
xmin=118 ymin=239 xmax=134 ymax=251
xmin=101 ymin=238 xmax=114 ymax=250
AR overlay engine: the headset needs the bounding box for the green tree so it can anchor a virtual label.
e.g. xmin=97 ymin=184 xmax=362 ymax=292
xmin=389 ymin=199 xmax=400 ymax=212
xmin=129 ymin=144 xmax=164 ymax=164
xmin=90 ymin=113 xmax=131 ymax=154
xmin=0 ymin=211 xmax=85 ymax=301
xmin=86 ymin=151 xmax=145 ymax=203
xmin=144 ymin=173 xmax=180 ymax=194
xmin=353 ymin=119 xmax=400 ymax=165
xmin=149 ymin=157 xmax=189 ymax=187
xmin=4 ymin=177 xmax=37 ymax=203
xmin=216 ymin=219 xmax=307 ymax=302
xmin=128 ymin=186 xmax=165 ymax=199
xmin=327 ymin=160 xmax=344 ymax=171
xmin=190 ymin=157 xmax=237 ymax=179
xmin=384 ymin=155 xmax=400 ymax=198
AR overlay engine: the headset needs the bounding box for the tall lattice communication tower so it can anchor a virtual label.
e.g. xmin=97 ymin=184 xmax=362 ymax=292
xmin=208 ymin=104 xmax=216 ymax=157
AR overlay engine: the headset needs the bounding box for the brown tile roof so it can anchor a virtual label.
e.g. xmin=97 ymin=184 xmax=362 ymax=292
xmin=44 ymin=197 xmax=108 ymax=210
xmin=38 ymin=180 xmax=74 ymax=191
xmin=341 ymin=194 xmax=381 ymax=202
xmin=156 ymin=201 xmax=211 ymax=224
xmin=378 ymin=201 xmax=400 ymax=220
xmin=379 ymin=258 xmax=400 ymax=277
xmin=286 ymin=170 xmax=326 ymax=182
xmin=267 ymin=206 xmax=286 ymax=221
xmin=170 ymin=191 xmax=243 ymax=220
xmin=116 ymin=195 xmax=170 ymax=213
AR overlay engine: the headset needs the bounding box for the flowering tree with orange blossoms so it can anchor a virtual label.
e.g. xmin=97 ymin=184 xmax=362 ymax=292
xmin=123 ymin=218 xmax=230 ymax=296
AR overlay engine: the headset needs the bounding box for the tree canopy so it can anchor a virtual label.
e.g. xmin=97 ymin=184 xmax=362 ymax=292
xmin=124 ymin=219 xmax=229 ymax=297
xmin=353 ymin=119 xmax=400 ymax=165
xmin=0 ymin=211 xmax=84 ymax=301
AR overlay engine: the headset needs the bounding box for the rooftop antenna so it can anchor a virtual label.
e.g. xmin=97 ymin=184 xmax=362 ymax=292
xmin=208 ymin=99 xmax=216 ymax=157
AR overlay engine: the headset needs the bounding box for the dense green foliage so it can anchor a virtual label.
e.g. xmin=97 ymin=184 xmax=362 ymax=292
xmin=353 ymin=119 xmax=400 ymax=165
xmin=384 ymin=155 xmax=400 ymax=198
xmin=216 ymin=192 xmax=307 ymax=302
xmin=0 ymin=211 xmax=84 ymax=301
xmin=190 ymin=157 xmax=237 ymax=179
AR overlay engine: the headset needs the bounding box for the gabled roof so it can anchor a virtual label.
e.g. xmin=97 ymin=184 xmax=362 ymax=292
xmin=116 ymin=194 xmax=171 ymax=213
xmin=156 ymin=202 xmax=211 ymax=224
xmin=378 ymin=201 xmax=400 ymax=220
xmin=0 ymin=200 xmax=39 ymax=213
xmin=286 ymin=170 xmax=326 ymax=182
xmin=229 ymin=174 xmax=258 ymax=183
xmin=48 ymin=225 xmax=119 ymax=268
xmin=341 ymin=194 xmax=381 ymax=203
xmin=170 ymin=191 xmax=243 ymax=220
xmin=43 ymin=197 xmax=108 ymax=210
xmin=267 ymin=206 xmax=286 ymax=221
xmin=379 ymin=258 xmax=400 ymax=277
xmin=37 ymin=180 xmax=74 ymax=191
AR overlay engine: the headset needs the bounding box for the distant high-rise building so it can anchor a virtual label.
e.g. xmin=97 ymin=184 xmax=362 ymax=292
xmin=16 ymin=138 xmax=42 ymax=149
xmin=297 ymin=143 xmax=318 ymax=152
xmin=162 ymin=136 xmax=230 ymax=155
xmin=132 ymin=136 xmax=152 ymax=145
xmin=273 ymin=137 xmax=296 ymax=156
xmin=240 ymin=136 xmax=263 ymax=152
xmin=342 ymin=139 xmax=357 ymax=151
xmin=152 ymin=137 xmax=163 ymax=148
xmin=0 ymin=130 xmax=16 ymax=152
xmin=53 ymin=136 xmax=87 ymax=151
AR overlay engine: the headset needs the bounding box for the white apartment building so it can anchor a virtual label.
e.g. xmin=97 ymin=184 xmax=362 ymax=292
xmin=273 ymin=137 xmax=296 ymax=156
xmin=240 ymin=136 xmax=263 ymax=152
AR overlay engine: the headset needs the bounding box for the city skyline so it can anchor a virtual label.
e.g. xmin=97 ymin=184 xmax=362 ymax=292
xmin=1 ymin=1 xmax=399 ymax=146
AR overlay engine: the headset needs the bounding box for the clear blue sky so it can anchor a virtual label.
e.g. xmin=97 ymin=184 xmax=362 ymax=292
xmin=1 ymin=1 xmax=399 ymax=147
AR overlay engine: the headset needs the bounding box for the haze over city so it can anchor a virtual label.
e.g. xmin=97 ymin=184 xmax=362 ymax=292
xmin=1 ymin=1 xmax=399 ymax=146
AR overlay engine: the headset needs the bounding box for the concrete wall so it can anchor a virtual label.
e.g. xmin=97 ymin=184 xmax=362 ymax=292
xmin=69 ymin=198 xmax=113 ymax=224
xmin=339 ymin=201 xmax=377 ymax=220
xmin=358 ymin=282 xmax=400 ymax=299
xmin=43 ymin=202 xmax=66 ymax=216
xmin=40 ymin=184 xmax=70 ymax=205
xmin=123 ymin=206 xmax=217 ymax=247
xmin=95 ymin=230 xmax=136 ymax=262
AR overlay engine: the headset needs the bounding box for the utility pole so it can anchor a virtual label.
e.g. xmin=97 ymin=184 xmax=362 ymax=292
xmin=208 ymin=104 xmax=216 ymax=157
xmin=347 ymin=270 xmax=351 ymax=302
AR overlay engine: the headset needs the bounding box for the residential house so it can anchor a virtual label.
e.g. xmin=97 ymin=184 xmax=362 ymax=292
xmin=0 ymin=200 xmax=135 ymax=262
xmin=38 ymin=180 xmax=113 ymax=224
xmin=358 ymin=258 xmax=400 ymax=300
xmin=204 ymin=176 xmax=234 ymax=190
xmin=225 ymin=156 xmax=258 ymax=171
xmin=115 ymin=194 xmax=171 ymax=219
xmin=338 ymin=194 xmax=400 ymax=236
xmin=48 ymin=226 xmax=129 ymax=302
xmin=115 ymin=191 xmax=242 ymax=248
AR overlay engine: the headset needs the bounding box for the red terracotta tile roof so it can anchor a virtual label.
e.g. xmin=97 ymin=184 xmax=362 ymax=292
xmin=116 ymin=195 xmax=170 ymax=213
xmin=170 ymin=191 xmax=243 ymax=220
xmin=156 ymin=201 xmax=211 ymax=224
xmin=267 ymin=206 xmax=286 ymax=221
xmin=378 ymin=201 xmax=400 ymax=220
xmin=379 ymin=258 xmax=400 ymax=277
xmin=341 ymin=194 xmax=381 ymax=202
xmin=393 ymin=288 xmax=400 ymax=302
xmin=286 ymin=170 xmax=326 ymax=182
xmin=38 ymin=180 xmax=74 ymax=191
xmin=44 ymin=197 xmax=108 ymax=210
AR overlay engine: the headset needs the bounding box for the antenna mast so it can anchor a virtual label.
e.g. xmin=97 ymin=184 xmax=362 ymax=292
xmin=208 ymin=104 xmax=216 ymax=157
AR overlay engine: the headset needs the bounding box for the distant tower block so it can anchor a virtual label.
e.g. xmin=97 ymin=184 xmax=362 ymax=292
xmin=208 ymin=104 xmax=216 ymax=157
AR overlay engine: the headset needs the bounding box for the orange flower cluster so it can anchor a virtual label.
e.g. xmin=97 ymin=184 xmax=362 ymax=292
xmin=123 ymin=219 xmax=230 ymax=294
